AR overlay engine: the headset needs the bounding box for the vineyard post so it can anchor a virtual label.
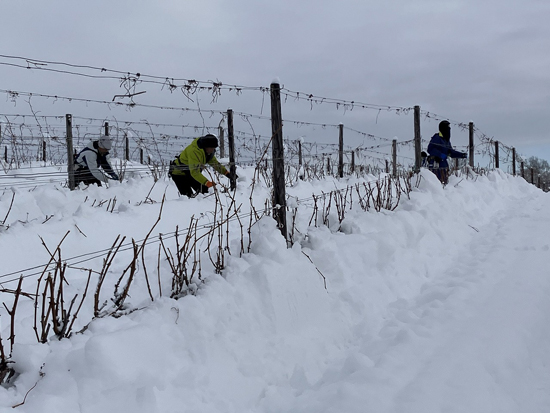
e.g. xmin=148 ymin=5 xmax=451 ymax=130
xmin=270 ymin=82 xmax=288 ymax=242
xmin=219 ymin=125 xmax=225 ymax=159
xmin=351 ymin=150 xmax=355 ymax=174
xmin=469 ymin=122 xmax=474 ymax=167
xmin=495 ymin=141 xmax=499 ymax=169
xmin=338 ymin=123 xmax=344 ymax=178
xmin=392 ymin=139 xmax=397 ymax=178
xmin=512 ymin=147 xmax=516 ymax=176
xmin=298 ymin=139 xmax=303 ymax=168
xmin=66 ymin=114 xmax=75 ymax=190
xmin=414 ymin=105 xmax=421 ymax=173
xmin=125 ymin=133 xmax=130 ymax=161
xmin=227 ymin=109 xmax=236 ymax=191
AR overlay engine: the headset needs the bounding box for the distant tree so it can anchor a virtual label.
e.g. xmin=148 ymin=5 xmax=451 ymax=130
xmin=524 ymin=156 xmax=550 ymax=190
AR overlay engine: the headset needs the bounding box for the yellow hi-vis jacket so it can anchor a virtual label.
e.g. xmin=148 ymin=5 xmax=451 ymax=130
xmin=171 ymin=138 xmax=228 ymax=185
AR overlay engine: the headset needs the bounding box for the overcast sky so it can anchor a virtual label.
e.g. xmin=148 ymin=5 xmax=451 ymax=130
xmin=1 ymin=0 xmax=549 ymax=165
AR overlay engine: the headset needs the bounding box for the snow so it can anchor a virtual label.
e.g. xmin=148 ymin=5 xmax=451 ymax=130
xmin=1 ymin=166 xmax=550 ymax=412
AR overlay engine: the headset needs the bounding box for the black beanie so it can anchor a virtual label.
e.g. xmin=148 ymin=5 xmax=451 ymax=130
xmin=198 ymin=134 xmax=218 ymax=148
xmin=439 ymin=121 xmax=451 ymax=139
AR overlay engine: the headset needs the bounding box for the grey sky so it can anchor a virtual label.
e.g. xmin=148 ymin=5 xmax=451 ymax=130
xmin=1 ymin=0 xmax=549 ymax=166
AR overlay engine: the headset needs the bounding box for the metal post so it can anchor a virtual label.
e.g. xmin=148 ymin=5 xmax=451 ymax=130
xmin=219 ymin=125 xmax=225 ymax=159
xmin=298 ymin=140 xmax=303 ymax=168
xmin=227 ymin=109 xmax=236 ymax=191
xmin=512 ymin=148 xmax=516 ymax=176
xmin=42 ymin=140 xmax=47 ymax=163
xmin=468 ymin=121 xmax=474 ymax=167
xmin=338 ymin=123 xmax=344 ymax=178
xmin=414 ymin=105 xmax=421 ymax=173
xmin=125 ymin=134 xmax=130 ymax=161
xmin=392 ymin=139 xmax=397 ymax=178
xmin=66 ymin=114 xmax=75 ymax=190
xmin=495 ymin=141 xmax=499 ymax=169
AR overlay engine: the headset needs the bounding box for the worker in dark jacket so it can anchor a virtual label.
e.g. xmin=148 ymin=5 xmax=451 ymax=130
xmin=427 ymin=120 xmax=467 ymax=183
xmin=74 ymin=136 xmax=119 ymax=187
xmin=169 ymin=134 xmax=233 ymax=197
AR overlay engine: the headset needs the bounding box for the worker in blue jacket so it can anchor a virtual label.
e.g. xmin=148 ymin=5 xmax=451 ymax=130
xmin=427 ymin=120 xmax=467 ymax=183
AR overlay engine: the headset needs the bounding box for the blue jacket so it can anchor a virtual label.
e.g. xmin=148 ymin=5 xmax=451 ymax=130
xmin=427 ymin=133 xmax=465 ymax=168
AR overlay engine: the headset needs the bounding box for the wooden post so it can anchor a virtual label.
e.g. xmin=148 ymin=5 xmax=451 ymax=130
xmin=531 ymin=168 xmax=534 ymax=184
xmin=468 ymin=121 xmax=474 ymax=167
xmin=227 ymin=109 xmax=236 ymax=191
xmin=494 ymin=141 xmax=499 ymax=169
xmin=385 ymin=159 xmax=389 ymax=174
xmin=270 ymin=82 xmax=287 ymax=242
xmin=521 ymin=161 xmax=524 ymax=178
xmin=414 ymin=105 xmax=421 ymax=173
xmin=392 ymin=139 xmax=397 ymax=178
xmin=140 ymin=148 xmax=144 ymax=164
xmin=104 ymin=122 xmax=109 ymax=137
xmin=351 ymin=150 xmax=355 ymax=174
xmin=512 ymin=148 xmax=516 ymax=176
xmin=219 ymin=125 xmax=225 ymax=159
xmin=66 ymin=114 xmax=75 ymax=190
xmin=298 ymin=140 xmax=303 ymax=168
xmin=327 ymin=157 xmax=331 ymax=175
xmin=338 ymin=123 xmax=344 ymax=178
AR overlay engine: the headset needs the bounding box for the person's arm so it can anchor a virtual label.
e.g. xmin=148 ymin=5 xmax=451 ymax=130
xmin=188 ymin=149 xmax=209 ymax=185
xmin=208 ymin=155 xmax=228 ymax=175
xmin=83 ymin=151 xmax=109 ymax=183
xmin=448 ymin=147 xmax=467 ymax=158
xmin=100 ymin=155 xmax=119 ymax=180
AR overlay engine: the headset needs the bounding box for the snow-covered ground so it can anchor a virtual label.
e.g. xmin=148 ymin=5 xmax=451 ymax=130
xmin=0 ymin=165 xmax=549 ymax=413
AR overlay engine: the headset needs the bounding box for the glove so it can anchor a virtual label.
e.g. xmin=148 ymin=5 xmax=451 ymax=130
xmin=110 ymin=173 xmax=119 ymax=180
xmin=205 ymin=181 xmax=215 ymax=188
xmin=460 ymin=152 xmax=467 ymax=159
xmin=225 ymin=171 xmax=239 ymax=180
xmin=433 ymin=156 xmax=442 ymax=163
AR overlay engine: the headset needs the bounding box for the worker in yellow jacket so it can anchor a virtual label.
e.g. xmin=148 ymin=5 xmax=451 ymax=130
xmin=169 ymin=134 xmax=232 ymax=197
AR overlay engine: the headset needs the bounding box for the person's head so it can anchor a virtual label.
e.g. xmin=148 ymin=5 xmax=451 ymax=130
xmin=198 ymin=134 xmax=218 ymax=154
xmin=439 ymin=120 xmax=451 ymax=140
xmin=98 ymin=136 xmax=112 ymax=154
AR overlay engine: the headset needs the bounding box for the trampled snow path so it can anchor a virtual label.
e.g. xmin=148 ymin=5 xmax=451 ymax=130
xmin=275 ymin=189 xmax=550 ymax=412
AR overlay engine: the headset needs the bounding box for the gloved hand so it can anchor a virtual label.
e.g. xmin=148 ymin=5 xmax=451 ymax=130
xmin=433 ymin=156 xmax=442 ymax=163
xmin=110 ymin=173 xmax=119 ymax=180
xmin=225 ymin=171 xmax=239 ymax=180
xmin=205 ymin=181 xmax=215 ymax=188
xmin=460 ymin=152 xmax=467 ymax=159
